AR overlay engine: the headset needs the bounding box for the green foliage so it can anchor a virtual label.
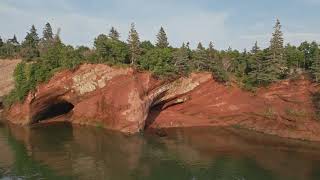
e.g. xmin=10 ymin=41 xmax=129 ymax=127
xmin=284 ymin=44 xmax=304 ymax=70
xmin=285 ymin=108 xmax=306 ymax=117
xmin=140 ymin=41 xmax=155 ymax=54
xmin=21 ymin=25 xmax=40 ymax=61
xmin=311 ymin=48 xmax=320 ymax=82
xmin=156 ymin=27 xmax=169 ymax=48
xmin=2 ymin=20 xmax=320 ymax=107
xmin=191 ymin=43 xmax=209 ymax=71
xmin=42 ymin=23 xmax=53 ymax=41
xmin=138 ymin=48 xmax=176 ymax=78
xmin=94 ymin=34 xmax=129 ymax=64
xmin=109 ymin=27 xmax=120 ymax=40
xmin=0 ymin=36 xmax=3 ymax=47
xmin=298 ymin=41 xmax=319 ymax=70
xmin=127 ymin=23 xmax=140 ymax=64
xmin=172 ymin=44 xmax=191 ymax=75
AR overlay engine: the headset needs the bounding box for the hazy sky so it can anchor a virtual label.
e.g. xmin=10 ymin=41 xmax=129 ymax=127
xmin=0 ymin=0 xmax=319 ymax=50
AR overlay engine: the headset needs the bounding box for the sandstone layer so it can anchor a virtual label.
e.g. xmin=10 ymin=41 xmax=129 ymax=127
xmin=149 ymin=76 xmax=320 ymax=141
xmin=4 ymin=63 xmax=320 ymax=141
xmin=5 ymin=64 xmax=211 ymax=133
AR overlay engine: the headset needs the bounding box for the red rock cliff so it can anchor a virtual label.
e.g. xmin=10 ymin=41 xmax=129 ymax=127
xmin=5 ymin=64 xmax=211 ymax=133
xmin=4 ymin=63 xmax=320 ymax=141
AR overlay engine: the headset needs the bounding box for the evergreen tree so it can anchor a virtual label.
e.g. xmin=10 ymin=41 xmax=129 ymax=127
xmin=192 ymin=42 xmax=208 ymax=71
xmin=311 ymin=49 xmax=320 ymax=82
xmin=13 ymin=62 xmax=29 ymax=101
xmin=208 ymin=41 xmax=216 ymax=60
xmin=270 ymin=19 xmax=286 ymax=76
xmin=173 ymin=43 xmax=190 ymax=75
xmin=109 ymin=27 xmax=120 ymax=40
xmin=43 ymin=22 xmax=53 ymax=41
xmin=208 ymin=42 xmax=214 ymax=51
xmin=0 ymin=36 xmax=3 ymax=47
xmin=140 ymin=40 xmax=155 ymax=55
xmin=284 ymin=44 xmax=304 ymax=70
xmin=197 ymin=42 xmax=204 ymax=50
xmin=94 ymin=33 xmax=129 ymax=64
xmin=251 ymin=41 xmax=260 ymax=54
xmin=21 ymin=25 xmax=40 ymax=61
xmin=156 ymin=27 xmax=169 ymax=48
xmin=257 ymin=50 xmax=279 ymax=85
xmin=127 ymin=23 xmax=140 ymax=64
xmin=7 ymin=35 xmax=19 ymax=45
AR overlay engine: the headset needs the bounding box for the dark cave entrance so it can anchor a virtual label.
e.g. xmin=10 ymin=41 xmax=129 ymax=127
xmin=32 ymin=100 xmax=74 ymax=123
xmin=144 ymin=103 xmax=165 ymax=130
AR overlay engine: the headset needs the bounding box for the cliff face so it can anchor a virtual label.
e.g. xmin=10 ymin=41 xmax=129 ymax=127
xmin=4 ymin=63 xmax=320 ymax=141
xmin=5 ymin=64 xmax=211 ymax=133
xmin=0 ymin=59 xmax=21 ymax=109
xmin=149 ymin=76 xmax=320 ymax=141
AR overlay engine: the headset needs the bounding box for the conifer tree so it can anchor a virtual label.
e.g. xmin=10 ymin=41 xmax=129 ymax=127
xmin=270 ymin=19 xmax=286 ymax=76
xmin=251 ymin=41 xmax=260 ymax=54
xmin=0 ymin=36 xmax=3 ymax=47
xmin=7 ymin=35 xmax=19 ymax=45
xmin=156 ymin=27 xmax=169 ymax=48
xmin=127 ymin=23 xmax=141 ymax=64
xmin=208 ymin=42 xmax=214 ymax=51
xmin=197 ymin=42 xmax=204 ymax=50
xmin=43 ymin=22 xmax=53 ymax=41
xmin=21 ymin=25 xmax=40 ymax=61
xmin=192 ymin=42 xmax=208 ymax=71
xmin=173 ymin=43 xmax=190 ymax=74
xmin=208 ymin=41 xmax=216 ymax=60
xmin=109 ymin=27 xmax=120 ymax=40
xmin=23 ymin=25 xmax=40 ymax=47
xmin=311 ymin=49 xmax=320 ymax=82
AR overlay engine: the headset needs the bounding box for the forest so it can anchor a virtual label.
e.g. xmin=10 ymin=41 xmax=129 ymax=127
xmin=1 ymin=19 xmax=320 ymax=106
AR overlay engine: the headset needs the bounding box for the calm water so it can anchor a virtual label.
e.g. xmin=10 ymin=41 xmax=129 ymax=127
xmin=1 ymin=121 xmax=320 ymax=180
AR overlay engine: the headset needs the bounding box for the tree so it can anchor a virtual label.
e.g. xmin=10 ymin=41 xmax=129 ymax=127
xmin=21 ymin=25 xmax=40 ymax=61
xmin=270 ymin=19 xmax=286 ymax=77
xmin=109 ymin=27 xmax=120 ymax=40
xmin=138 ymin=48 xmax=175 ymax=77
xmin=255 ymin=50 xmax=279 ymax=85
xmin=156 ymin=27 xmax=169 ymax=48
xmin=172 ymin=43 xmax=190 ymax=75
xmin=127 ymin=23 xmax=141 ymax=64
xmin=7 ymin=35 xmax=19 ymax=45
xmin=43 ymin=22 xmax=53 ymax=41
xmin=251 ymin=41 xmax=260 ymax=54
xmin=94 ymin=34 xmax=129 ymax=64
xmin=140 ymin=40 xmax=155 ymax=54
xmin=192 ymin=42 xmax=209 ymax=71
xmin=284 ymin=44 xmax=304 ymax=70
xmin=197 ymin=42 xmax=204 ymax=50
xmin=208 ymin=41 xmax=216 ymax=60
xmin=311 ymin=48 xmax=320 ymax=82
xmin=13 ymin=62 xmax=30 ymax=101
xmin=0 ymin=36 xmax=3 ymax=47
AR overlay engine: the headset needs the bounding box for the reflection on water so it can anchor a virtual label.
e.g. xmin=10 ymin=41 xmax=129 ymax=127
xmin=1 ymin=121 xmax=320 ymax=180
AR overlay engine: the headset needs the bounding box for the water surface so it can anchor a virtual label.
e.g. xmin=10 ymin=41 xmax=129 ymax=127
xmin=1 ymin=121 xmax=320 ymax=180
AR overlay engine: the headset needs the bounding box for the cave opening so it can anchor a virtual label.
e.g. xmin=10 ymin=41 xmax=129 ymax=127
xmin=144 ymin=103 xmax=165 ymax=130
xmin=33 ymin=100 xmax=74 ymax=123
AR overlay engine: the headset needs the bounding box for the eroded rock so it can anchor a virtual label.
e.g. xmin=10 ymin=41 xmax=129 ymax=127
xmin=4 ymin=64 xmax=211 ymax=134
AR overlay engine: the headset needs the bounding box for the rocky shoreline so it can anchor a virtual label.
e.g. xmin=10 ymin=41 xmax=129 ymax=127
xmin=2 ymin=62 xmax=320 ymax=141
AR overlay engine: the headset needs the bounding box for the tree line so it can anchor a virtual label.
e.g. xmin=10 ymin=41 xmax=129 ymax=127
xmin=1 ymin=19 xmax=320 ymax=106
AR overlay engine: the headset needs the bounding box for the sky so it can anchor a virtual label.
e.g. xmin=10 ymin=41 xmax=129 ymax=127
xmin=0 ymin=0 xmax=319 ymax=50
